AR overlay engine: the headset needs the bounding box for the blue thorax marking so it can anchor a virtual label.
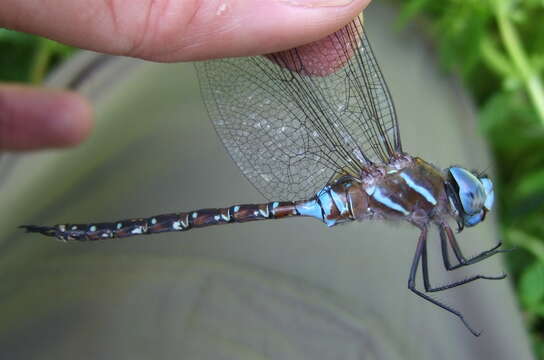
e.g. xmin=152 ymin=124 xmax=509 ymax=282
xmin=372 ymin=187 xmax=410 ymax=215
xmin=399 ymin=172 xmax=437 ymax=205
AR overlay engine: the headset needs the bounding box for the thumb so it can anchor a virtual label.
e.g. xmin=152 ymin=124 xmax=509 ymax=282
xmin=171 ymin=0 xmax=372 ymax=61
xmin=0 ymin=0 xmax=371 ymax=62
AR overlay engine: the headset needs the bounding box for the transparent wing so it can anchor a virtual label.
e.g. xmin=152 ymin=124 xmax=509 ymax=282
xmin=195 ymin=16 xmax=401 ymax=201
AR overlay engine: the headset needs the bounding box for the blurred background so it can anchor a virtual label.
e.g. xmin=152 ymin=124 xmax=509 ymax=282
xmin=0 ymin=0 xmax=543 ymax=358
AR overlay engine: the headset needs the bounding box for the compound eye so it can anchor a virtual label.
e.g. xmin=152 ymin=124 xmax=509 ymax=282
xmin=449 ymin=167 xmax=486 ymax=215
xmin=480 ymin=177 xmax=494 ymax=211
xmin=464 ymin=210 xmax=485 ymax=227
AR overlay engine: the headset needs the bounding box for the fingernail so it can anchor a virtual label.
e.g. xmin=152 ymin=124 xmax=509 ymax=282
xmin=278 ymin=0 xmax=354 ymax=7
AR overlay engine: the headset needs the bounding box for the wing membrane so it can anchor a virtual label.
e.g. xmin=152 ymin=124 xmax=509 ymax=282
xmin=195 ymin=15 xmax=401 ymax=201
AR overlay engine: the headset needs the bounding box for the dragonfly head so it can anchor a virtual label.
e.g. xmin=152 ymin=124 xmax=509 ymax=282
xmin=445 ymin=167 xmax=494 ymax=231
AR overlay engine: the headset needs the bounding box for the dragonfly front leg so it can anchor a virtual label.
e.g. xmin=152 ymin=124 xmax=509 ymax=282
xmin=408 ymin=226 xmax=480 ymax=336
xmin=421 ymin=229 xmax=506 ymax=293
xmin=439 ymin=224 xmax=511 ymax=271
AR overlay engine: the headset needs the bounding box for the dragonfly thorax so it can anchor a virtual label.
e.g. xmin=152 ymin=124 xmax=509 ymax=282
xmin=445 ymin=167 xmax=494 ymax=230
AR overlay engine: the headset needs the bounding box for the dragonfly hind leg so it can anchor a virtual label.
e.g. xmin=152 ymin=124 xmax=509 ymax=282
xmin=408 ymin=227 xmax=481 ymax=336
xmin=439 ymin=224 xmax=512 ymax=271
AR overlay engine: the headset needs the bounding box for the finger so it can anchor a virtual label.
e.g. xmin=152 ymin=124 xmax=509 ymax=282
xmin=0 ymin=0 xmax=370 ymax=62
xmin=0 ymin=85 xmax=92 ymax=151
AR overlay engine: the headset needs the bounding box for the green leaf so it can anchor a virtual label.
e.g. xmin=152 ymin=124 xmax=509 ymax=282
xmin=519 ymin=261 xmax=544 ymax=308
xmin=524 ymin=0 xmax=544 ymax=10
xmin=506 ymin=228 xmax=544 ymax=263
xmin=397 ymin=0 xmax=432 ymax=27
xmin=516 ymin=168 xmax=544 ymax=199
xmin=480 ymin=36 xmax=516 ymax=78
xmin=530 ymin=302 xmax=544 ymax=317
xmin=0 ymin=29 xmax=37 ymax=45
xmin=479 ymin=92 xmax=517 ymax=132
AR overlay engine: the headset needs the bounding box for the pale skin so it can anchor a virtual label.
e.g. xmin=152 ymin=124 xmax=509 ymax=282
xmin=0 ymin=0 xmax=370 ymax=151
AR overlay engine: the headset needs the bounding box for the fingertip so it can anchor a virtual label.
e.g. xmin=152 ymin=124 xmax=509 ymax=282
xmin=49 ymin=91 xmax=93 ymax=147
xmin=0 ymin=85 xmax=93 ymax=151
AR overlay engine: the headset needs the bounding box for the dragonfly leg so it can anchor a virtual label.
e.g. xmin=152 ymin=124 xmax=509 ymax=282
xmin=439 ymin=224 xmax=512 ymax=271
xmin=408 ymin=227 xmax=481 ymax=336
xmin=422 ymin=231 xmax=506 ymax=292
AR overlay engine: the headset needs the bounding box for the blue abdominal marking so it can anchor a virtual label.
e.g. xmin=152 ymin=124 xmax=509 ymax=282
xmin=330 ymin=188 xmax=350 ymax=215
xmin=296 ymin=199 xmax=323 ymax=220
xmin=317 ymin=187 xmax=339 ymax=226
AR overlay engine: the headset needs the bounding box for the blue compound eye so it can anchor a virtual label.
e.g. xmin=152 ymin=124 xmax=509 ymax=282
xmin=464 ymin=210 xmax=485 ymax=227
xmin=449 ymin=167 xmax=486 ymax=216
xmin=480 ymin=177 xmax=494 ymax=211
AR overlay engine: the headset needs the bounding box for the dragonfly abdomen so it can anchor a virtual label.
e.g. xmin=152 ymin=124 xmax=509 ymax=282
xmin=20 ymin=201 xmax=309 ymax=241
xmin=21 ymin=181 xmax=369 ymax=241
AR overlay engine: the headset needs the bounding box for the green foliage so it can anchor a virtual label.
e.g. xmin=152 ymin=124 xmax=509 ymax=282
xmin=520 ymin=262 xmax=544 ymax=309
xmin=0 ymin=28 xmax=74 ymax=84
xmin=397 ymin=0 xmax=544 ymax=355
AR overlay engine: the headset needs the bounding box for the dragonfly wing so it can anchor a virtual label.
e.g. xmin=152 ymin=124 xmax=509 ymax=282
xmin=195 ymin=15 xmax=401 ymax=201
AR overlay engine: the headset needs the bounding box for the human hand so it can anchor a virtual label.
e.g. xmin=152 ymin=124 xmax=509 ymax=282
xmin=0 ymin=0 xmax=369 ymax=151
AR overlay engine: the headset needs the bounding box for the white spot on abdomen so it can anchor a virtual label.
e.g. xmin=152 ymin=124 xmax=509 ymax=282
xmin=172 ymin=221 xmax=182 ymax=230
xmin=131 ymin=227 xmax=143 ymax=235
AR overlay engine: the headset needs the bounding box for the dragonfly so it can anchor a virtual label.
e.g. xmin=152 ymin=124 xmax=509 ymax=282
xmin=21 ymin=14 xmax=508 ymax=336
